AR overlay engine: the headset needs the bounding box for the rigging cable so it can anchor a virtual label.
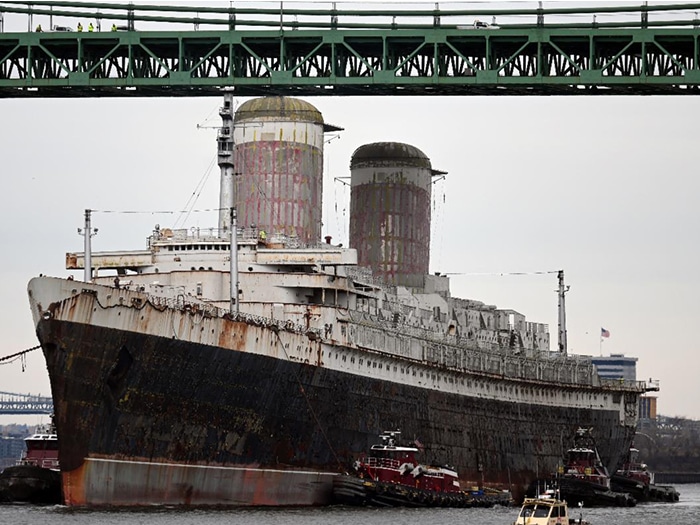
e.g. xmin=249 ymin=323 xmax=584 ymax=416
xmin=0 ymin=345 xmax=41 ymax=365
xmin=174 ymin=153 xmax=218 ymax=229
xmin=443 ymin=270 xmax=560 ymax=276
xmin=93 ymin=207 xmax=223 ymax=215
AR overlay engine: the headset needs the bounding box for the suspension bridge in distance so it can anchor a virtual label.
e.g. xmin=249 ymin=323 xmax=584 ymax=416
xmin=0 ymin=391 xmax=53 ymax=415
xmin=2 ymin=1 xmax=700 ymax=97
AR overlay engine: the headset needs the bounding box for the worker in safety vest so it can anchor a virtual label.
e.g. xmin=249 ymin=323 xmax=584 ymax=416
xmin=77 ymin=22 xmax=83 ymax=32
xmin=35 ymin=24 xmax=43 ymax=32
xmin=111 ymin=23 xmax=117 ymax=31
xmin=88 ymin=22 xmax=94 ymax=32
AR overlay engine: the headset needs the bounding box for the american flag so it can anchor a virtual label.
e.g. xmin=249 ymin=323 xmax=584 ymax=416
xmin=601 ymin=327 xmax=610 ymax=338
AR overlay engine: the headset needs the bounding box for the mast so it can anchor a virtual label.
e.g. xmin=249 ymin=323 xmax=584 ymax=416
xmin=230 ymin=207 xmax=239 ymax=315
xmin=78 ymin=209 xmax=97 ymax=282
xmin=217 ymin=88 xmax=235 ymax=233
xmin=217 ymin=89 xmax=239 ymax=314
xmin=557 ymin=270 xmax=570 ymax=354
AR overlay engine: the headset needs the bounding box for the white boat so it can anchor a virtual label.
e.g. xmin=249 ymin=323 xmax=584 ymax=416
xmin=514 ymin=493 xmax=589 ymax=525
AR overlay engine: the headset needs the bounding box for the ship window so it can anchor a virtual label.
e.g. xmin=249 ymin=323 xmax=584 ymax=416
xmin=520 ymin=504 xmax=536 ymax=518
xmin=359 ymin=359 xmax=363 ymax=365
xmin=351 ymin=357 xmax=355 ymax=363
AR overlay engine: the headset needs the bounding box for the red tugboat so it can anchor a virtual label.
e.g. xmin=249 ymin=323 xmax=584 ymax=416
xmin=532 ymin=427 xmax=635 ymax=507
xmin=333 ymin=430 xmax=511 ymax=507
xmin=611 ymin=445 xmax=679 ymax=502
xmin=0 ymin=423 xmax=62 ymax=504
xmin=18 ymin=425 xmax=59 ymax=470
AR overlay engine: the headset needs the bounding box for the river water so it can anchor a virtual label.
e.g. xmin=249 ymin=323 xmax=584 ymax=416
xmin=1 ymin=483 xmax=698 ymax=525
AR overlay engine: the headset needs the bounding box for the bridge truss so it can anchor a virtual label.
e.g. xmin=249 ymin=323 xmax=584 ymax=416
xmin=2 ymin=2 xmax=700 ymax=97
xmin=0 ymin=391 xmax=53 ymax=415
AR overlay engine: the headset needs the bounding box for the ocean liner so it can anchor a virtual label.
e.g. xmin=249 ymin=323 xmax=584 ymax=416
xmin=28 ymin=94 xmax=650 ymax=507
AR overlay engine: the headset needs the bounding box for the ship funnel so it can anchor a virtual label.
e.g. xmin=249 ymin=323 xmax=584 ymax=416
xmin=231 ymin=96 xmax=326 ymax=244
xmin=349 ymin=142 xmax=435 ymax=288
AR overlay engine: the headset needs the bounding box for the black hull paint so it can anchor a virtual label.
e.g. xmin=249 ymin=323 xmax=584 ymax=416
xmin=0 ymin=465 xmax=62 ymax=504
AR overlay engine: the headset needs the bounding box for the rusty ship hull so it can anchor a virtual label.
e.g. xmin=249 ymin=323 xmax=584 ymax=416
xmin=29 ymin=277 xmax=644 ymax=506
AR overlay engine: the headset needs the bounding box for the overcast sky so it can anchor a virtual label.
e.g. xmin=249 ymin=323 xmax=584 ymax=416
xmin=1 ymin=2 xmax=699 ymax=423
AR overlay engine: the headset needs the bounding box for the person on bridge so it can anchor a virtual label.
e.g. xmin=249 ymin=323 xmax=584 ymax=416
xmin=88 ymin=22 xmax=94 ymax=32
xmin=77 ymin=22 xmax=83 ymax=32
xmin=35 ymin=24 xmax=42 ymax=32
xmin=111 ymin=23 xmax=117 ymax=31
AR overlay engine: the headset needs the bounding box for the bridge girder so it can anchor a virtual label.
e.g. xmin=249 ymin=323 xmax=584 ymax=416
xmin=0 ymin=391 xmax=53 ymax=415
xmin=1 ymin=27 xmax=700 ymax=97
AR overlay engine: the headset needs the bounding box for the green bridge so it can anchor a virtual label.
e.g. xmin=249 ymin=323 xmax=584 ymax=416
xmin=2 ymin=1 xmax=700 ymax=97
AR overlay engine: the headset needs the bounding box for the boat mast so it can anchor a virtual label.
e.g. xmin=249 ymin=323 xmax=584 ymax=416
xmin=557 ymin=270 xmax=570 ymax=354
xmin=230 ymin=207 xmax=239 ymax=315
xmin=217 ymin=89 xmax=239 ymax=314
xmin=78 ymin=209 xmax=97 ymax=282
xmin=217 ymin=88 xmax=235 ymax=232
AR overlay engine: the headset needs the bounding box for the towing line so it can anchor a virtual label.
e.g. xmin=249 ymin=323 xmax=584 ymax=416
xmin=0 ymin=345 xmax=41 ymax=364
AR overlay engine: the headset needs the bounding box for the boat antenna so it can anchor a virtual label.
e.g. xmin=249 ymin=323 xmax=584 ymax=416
xmin=557 ymin=270 xmax=569 ymax=354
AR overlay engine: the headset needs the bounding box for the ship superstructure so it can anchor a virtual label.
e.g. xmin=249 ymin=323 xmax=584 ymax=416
xmin=28 ymin=94 xmax=650 ymax=507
